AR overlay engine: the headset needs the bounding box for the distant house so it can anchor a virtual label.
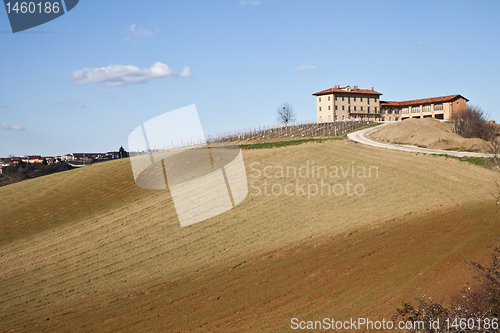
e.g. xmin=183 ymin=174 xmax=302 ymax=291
xmin=63 ymin=154 xmax=74 ymax=161
xmin=106 ymin=151 xmax=120 ymax=159
xmin=22 ymin=155 xmax=42 ymax=164
xmin=41 ymin=157 xmax=56 ymax=164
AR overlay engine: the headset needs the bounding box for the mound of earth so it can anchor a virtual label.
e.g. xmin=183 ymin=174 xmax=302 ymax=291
xmin=370 ymin=118 xmax=488 ymax=151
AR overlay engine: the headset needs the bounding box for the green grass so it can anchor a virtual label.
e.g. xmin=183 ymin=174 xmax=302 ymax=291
xmin=239 ymin=135 xmax=347 ymax=149
xmin=436 ymin=154 xmax=494 ymax=167
xmin=393 ymin=141 xmax=428 ymax=148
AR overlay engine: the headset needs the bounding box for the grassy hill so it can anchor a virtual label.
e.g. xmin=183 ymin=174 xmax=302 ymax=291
xmin=1 ymin=138 xmax=499 ymax=332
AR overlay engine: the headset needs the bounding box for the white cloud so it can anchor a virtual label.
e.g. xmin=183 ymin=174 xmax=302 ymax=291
xmin=130 ymin=24 xmax=154 ymax=37
xmin=73 ymin=101 xmax=85 ymax=108
xmin=70 ymin=62 xmax=190 ymax=86
xmin=123 ymin=36 xmax=137 ymax=43
xmin=0 ymin=122 xmax=24 ymax=130
xmin=0 ymin=104 xmax=8 ymax=109
xmin=295 ymin=65 xmax=316 ymax=71
xmin=240 ymin=0 xmax=261 ymax=4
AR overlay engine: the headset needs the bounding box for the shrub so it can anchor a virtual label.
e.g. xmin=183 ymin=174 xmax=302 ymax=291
xmin=451 ymin=106 xmax=496 ymax=141
xmin=394 ymin=246 xmax=500 ymax=332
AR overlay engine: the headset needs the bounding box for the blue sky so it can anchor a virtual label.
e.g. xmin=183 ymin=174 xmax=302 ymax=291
xmin=1 ymin=0 xmax=500 ymax=157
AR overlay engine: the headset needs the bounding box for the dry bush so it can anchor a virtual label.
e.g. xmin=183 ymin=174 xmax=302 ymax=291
xmin=394 ymin=246 xmax=500 ymax=332
xmin=451 ymin=106 xmax=496 ymax=141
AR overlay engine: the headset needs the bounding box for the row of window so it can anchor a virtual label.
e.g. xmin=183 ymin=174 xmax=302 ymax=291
xmin=380 ymin=109 xmax=400 ymax=114
xmin=399 ymin=104 xmax=444 ymax=114
xmin=318 ymin=96 xmax=378 ymax=104
xmin=319 ymin=106 xmax=378 ymax=113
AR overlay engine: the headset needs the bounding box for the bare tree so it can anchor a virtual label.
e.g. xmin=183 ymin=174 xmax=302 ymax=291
xmin=485 ymin=133 xmax=500 ymax=165
xmin=276 ymin=102 xmax=297 ymax=127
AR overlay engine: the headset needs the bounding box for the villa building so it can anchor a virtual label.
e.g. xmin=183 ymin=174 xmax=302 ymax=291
xmin=313 ymin=85 xmax=382 ymax=122
xmin=313 ymin=85 xmax=468 ymax=122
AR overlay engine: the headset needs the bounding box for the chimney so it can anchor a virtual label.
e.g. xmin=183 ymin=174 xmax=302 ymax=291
xmin=371 ymin=87 xmax=374 ymax=91
xmin=353 ymin=86 xmax=358 ymax=90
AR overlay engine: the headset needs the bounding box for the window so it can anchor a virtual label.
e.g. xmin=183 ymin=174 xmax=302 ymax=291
xmin=342 ymin=106 xmax=345 ymax=110
xmin=434 ymin=103 xmax=443 ymax=110
xmin=342 ymin=115 xmax=344 ymax=120
xmin=395 ymin=108 xmax=399 ymax=114
xmin=354 ymin=97 xmax=356 ymax=102
xmin=348 ymin=106 xmax=351 ymax=112
xmin=335 ymin=105 xmax=338 ymax=110
xmin=348 ymin=97 xmax=351 ymax=104
xmin=367 ymin=98 xmax=370 ymax=104
xmin=367 ymin=106 xmax=370 ymax=113
xmin=380 ymin=109 xmax=385 ymax=114
xmin=342 ymin=96 xmax=344 ymax=101
xmin=319 ymin=97 xmax=321 ymax=102
xmin=328 ymin=106 xmax=331 ymax=110
xmin=395 ymin=117 xmax=399 ymax=121
xmin=389 ymin=117 xmax=391 ymax=121
xmin=423 ymin=105 xmax=432 ymax=112
xmin=319 ymin=107 xmax=322 ymax=111
xmin=335 ymin=96 xmax=338 ymax=101
xmin=401 ymin=107 xmax=409 ymax=114
xmin=375 ymin=107 xmax=377 ymax=113
xmin=354 ymin=106 xmax=357 ymax=111
xmin=361 ymin=106 xmax=363 ymax=111
xmin=375 ymin=98 xmax=378 ymax=102
xmin=412 ymin=106 xmax=420 ymax=113
xmin=360 ymin=97 xmax=363 ymax=102
xmin=388 ymin=109 xmax=392 ymax=114
xmin=328 ymin=96 xmax=330 ymax=101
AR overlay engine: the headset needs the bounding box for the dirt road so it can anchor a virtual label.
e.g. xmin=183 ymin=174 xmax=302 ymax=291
xmin=348 ymin=123 xmax=493 ymax=158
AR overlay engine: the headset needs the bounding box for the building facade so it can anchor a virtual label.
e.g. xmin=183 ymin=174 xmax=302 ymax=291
xmin=313 ymin=85 xmax=468 ymax=123
xmin=379 ymin=95 xmax=468 ymax=122
xmin=313 ymin=85 xmax=382 ymax=123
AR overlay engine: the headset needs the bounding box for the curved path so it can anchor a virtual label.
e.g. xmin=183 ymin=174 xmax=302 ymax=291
xmin=348 ymin=122 xmax=493 ymax=158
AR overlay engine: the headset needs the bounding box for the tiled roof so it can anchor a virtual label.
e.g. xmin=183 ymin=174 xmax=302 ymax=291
xmin=380 ymin=94 xmax=468 ymax=107
xmin=313 ymin=86 xmax=382 ymax=96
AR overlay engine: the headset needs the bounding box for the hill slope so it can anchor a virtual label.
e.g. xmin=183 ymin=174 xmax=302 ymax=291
xmin=369 ymin=118 xmax=487 ymax=151
xmin=1 ymin=139 xmax=499 ymax=332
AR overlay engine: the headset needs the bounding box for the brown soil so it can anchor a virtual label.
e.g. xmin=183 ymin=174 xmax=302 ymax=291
xmin=1 ymin=139 xmax=499 ymax=332
xmin=369 ymin=118 xmax=488 ymax=151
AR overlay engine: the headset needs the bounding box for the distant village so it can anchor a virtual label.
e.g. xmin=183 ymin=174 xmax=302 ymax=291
xmin=0 ymin=150 xmax=129 ymax=174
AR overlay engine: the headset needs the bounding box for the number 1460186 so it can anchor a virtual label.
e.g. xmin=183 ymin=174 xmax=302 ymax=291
xmin=5 ymin=2 xmax=60 ymax=14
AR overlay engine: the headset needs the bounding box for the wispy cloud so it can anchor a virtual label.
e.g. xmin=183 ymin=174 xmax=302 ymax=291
xmin=48 ymin=100 xmax=85 ymax=107
xmin=70 ymin=62 xmax=190 ymax=86
xmin=295 ymin=65 xmax=316 ymax=71
xmin=240 ymin=0 xmax=261 ymax=5
xmin=0 ymin=104 xmax=8 ymax=109
xmin=130 ymin=24 xmax=154 ymax=37
xmin=124 ymin=24 xmax=155 ymax=42
xmin=123 ymin=36 xmax=137 ymax=43
xmin=0 ymin=122 xmax=24 ymax=130
xmin=100 ymin=90 xmax=115 ymax=99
